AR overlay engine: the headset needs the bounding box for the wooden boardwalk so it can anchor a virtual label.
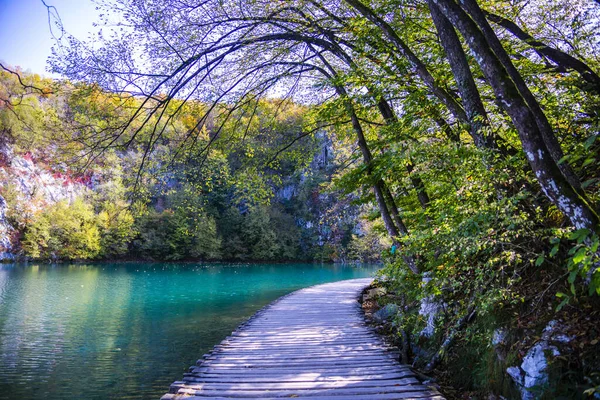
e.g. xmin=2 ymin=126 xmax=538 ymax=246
xmin=162 ymin=278 xmax=444 ymax=399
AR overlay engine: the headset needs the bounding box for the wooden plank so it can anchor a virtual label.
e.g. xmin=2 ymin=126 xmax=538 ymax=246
xmin=161 ymin=279 xmax=445 ymax=399
xmin=201 ymin=359 xmax=398 ymax=368
xmin=162 ymin=392 xmax=444 ymax=400
xmin=203 ymin=349 xmax=399 ymax=358
xmin=202 ymin=354 xmax=399 ymax=362
xmin=181 ymin=371 xmax=417 ymax=383
xmin=188 ymin=365 xmax=409 ymax=375
xmin=174 ymin=384 xmax=433 ymax=397
xmin=213 ymin=343 xmax=392 ymax=351
xmin=170 ymin=377 xmax=421 ymax=391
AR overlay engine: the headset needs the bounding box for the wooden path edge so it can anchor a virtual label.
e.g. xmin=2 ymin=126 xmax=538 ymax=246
xmin=161 ymin=278 xmax=445 ymax=399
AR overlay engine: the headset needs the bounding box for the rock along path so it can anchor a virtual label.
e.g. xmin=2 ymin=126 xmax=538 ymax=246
xmin=161 ymin=278 xmax=444 ymax=399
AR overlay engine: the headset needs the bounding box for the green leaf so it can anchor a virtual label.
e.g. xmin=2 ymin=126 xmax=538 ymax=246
xmin=582 ymin=178 xmax=598 ymax=189
xmin=568 ymin=229 xmax=589 ymax=241
xmin=582 ymin=158 xmax=596 ymax=167
xmin=535 ymin=254 xmax=545 ymax=266
xmin=556 ymin=297 xmax=569 ymax=312
xmin=584 ymin=135 xmax=597 ymax=150
xmin=549 ymin=245 xmax=559 ymax=257
xmin=572 ymin=248 xmax=587 ymax=265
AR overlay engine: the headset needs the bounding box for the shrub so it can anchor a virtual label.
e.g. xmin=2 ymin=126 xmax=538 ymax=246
xmin=133 ymin=200 xmax=221 ymax=261
xmin=22 ymin=199 xmax=101 ymax=260
xmin=97 ymin=202 xmax=136 ymax=258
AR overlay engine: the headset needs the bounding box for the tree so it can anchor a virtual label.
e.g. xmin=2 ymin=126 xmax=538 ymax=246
xmin=47 ymin=0 xmax=599 ymax=268
xmin=22 ymin=199 xmax=101 ymax=261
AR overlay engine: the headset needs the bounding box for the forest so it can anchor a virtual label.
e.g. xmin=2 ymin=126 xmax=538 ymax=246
xmin=1 ymin=0 xmax=600 ymax=398
xmin=0 ymin=69 xmax=385 ymax=263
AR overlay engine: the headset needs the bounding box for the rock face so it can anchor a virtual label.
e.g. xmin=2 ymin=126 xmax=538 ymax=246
xmin=373 ymin=303 xmax=399 ymax=322
xmin=506 ymin=320 xmax=572 ymax=399
xmin=0 ymin=194 xmax=14 ymax=261
xmin=492 ymin=328 xmax=508 ymax=347
xmin=492 ymin=327 xmax=509 ymax=361
xmin=418 ymin=297 xmax=441 ymax=338
xmin=310 ymin=131 xmax=334 ymax=170
xmin=363 ymin=287 xmax=386 ymax=302
xmin=6 ymin=155 xmax=86 ymax=205
xmin=277 ymin=184 xmax=296 ymax=201
xmin=0 ymin=148 xmax=89 ymax=260
xmin=273 ymin=131 xmax=381 ymax=263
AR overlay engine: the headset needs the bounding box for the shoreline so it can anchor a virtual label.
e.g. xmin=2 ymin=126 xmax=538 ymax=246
xmin=0 ymin=259 xmax=382 ymax=267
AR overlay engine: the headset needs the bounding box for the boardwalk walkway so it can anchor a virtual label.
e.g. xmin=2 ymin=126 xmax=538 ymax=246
xmin=162 ymin=278 xmax=444 ymax=399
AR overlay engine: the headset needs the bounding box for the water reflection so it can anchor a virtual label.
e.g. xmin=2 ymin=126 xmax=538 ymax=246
xmin=0 ymin=262 xmax=378 ymax=399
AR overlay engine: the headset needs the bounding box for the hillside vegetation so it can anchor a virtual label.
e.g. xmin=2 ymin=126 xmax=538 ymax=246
xmin=0 ymin=70 xmax=385 ymax=263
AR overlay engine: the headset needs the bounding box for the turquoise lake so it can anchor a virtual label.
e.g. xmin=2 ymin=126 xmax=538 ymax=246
xmin=0 ymin=262 xmax=378 ymax=399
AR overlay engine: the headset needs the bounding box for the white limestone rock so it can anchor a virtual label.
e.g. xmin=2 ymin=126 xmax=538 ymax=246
xmin=506 ymin=320 xmax=571 ymax=399
xmin=418 ymin=274 xmax=442 ymax=338
xmin=0 ymin=194 xmax=13 ymax=260
xmin=492 ymin=328 xmax=508 ymax=346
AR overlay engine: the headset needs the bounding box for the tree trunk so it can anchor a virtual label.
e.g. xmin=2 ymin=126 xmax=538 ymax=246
xmin=311 ymin=48 xmax=417 ymax=252
xmin=406 ymin=162 xmax=431 ymax=209
xmin=431 ymin=0 xmax=600 ymax=232
xmin=434 ymin=116 xmax=461 ymax=143
xmin=376 ymin=97 xmax=432 ymax=209
xmin=344 ymin=0 xmax=469 ymax=125
xmin=424 ymin=304 xmax=477 ymax=373
xmin=331 ymin=80 xmax=420 ymax=272
xmin=428 ymin=0 xmax=492 ymax=149
xmin=382 ymin=183 xmax=409 ymax=235
xmin=459 ymin=0 xmax=584 ymax=193
xmin=483 ymin=10 xmax=600 ymax=95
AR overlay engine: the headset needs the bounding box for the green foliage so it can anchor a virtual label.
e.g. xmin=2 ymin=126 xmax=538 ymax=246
xmin=22 ymin=199 xmax=101 ymax=261
xmin=23 ymin=0 xmax=600 ymax=397
xmin=133 ymin=189 xmax=222 ymax=261
xmin=0 ymin=73 xmax=368 ymax=263
xmin=219 ymin=205 xmax=301 ymax=261
xmin=97 ymin=204 xmax=136 ymax=258
xmin=341 ymin=220 xmax=388 ymax=264
xmin=93 ymin=171 xmax=137 ymax=258
xmin=548 ymin=229 xmax=600 ymax=299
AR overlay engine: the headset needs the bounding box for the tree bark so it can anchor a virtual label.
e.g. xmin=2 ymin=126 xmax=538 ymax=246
xmin=382 ymin=184 xmax=410 ymax=236
xmin=376 ymin=96 xmax=432 ymax=209
xmin=459 ymin=0 xmax=584 ymax=193
xmin=424 ymin=304 xmax=476 ymax=373
xmin=405 ymin=162 xmax=431 ymax=209
xmin=344 ymin=0 xmax=469 ymax=125
xmin=483 ymin=10 xmax=600 ymax=95
xmin=434 ymin=115 xmax=461 ymax=144
xmin=431 ymin=0 xmax=600 ymax=232
xmin=348 ymin=104 xmax=419 ymax=273
xmin=328 ymin=77 xmax=420 ymax=272
xmin=428 ymin=0 xmax=492 ymax=149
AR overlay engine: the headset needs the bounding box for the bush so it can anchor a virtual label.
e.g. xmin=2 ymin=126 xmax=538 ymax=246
xmin=22 ymin=199 xmax=101 ymax=260
xmin=218 ymin=205 xmax=301 ymax=261
xmin=97 ymin=202 xmax=136 ymax=258
xmin=133 ymin=192 xmax=222 ymax=261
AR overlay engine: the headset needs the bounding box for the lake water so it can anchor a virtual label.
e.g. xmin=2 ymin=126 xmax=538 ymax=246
xmin=0 ymin=262 xmax=378 ymax=399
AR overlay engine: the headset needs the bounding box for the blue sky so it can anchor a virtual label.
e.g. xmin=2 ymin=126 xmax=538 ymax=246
xmin=0 ymin=0 xmax=99 ymax=76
